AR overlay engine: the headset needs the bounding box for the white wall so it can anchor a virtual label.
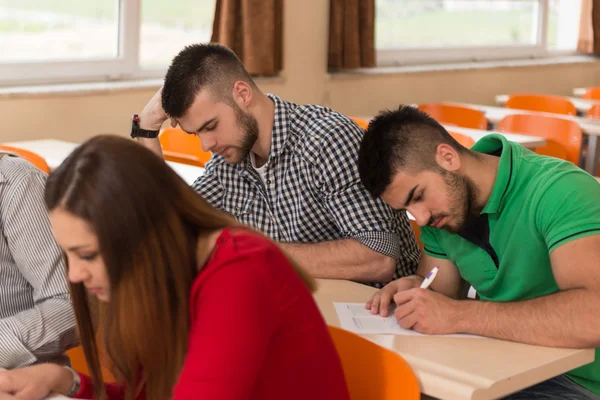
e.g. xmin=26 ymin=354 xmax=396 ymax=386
xmin=1 ymin=0 xmax=599 ymax=143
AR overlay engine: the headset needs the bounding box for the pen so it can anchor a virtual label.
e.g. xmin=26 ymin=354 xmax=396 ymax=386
xmin=420 ymin=266 xmax=439 ymax=289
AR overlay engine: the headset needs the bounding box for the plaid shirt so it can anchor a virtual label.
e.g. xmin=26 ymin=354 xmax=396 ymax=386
xmin=192 ymin=94 xmax=419 ymax=286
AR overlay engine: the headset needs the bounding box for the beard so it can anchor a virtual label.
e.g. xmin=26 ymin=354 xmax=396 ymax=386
xmin=224 ymin=102 xmax=260 ymax=164
xmin=430 ymin=171 xmax=478 ymax=234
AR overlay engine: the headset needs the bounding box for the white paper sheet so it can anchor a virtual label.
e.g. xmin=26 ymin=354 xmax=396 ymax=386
xmin=334 ymin=302 xmax=482 ymax=338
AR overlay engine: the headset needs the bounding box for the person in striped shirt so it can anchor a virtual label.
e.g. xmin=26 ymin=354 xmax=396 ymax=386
xmin=0 ymin=153 xmax=76 ymax=369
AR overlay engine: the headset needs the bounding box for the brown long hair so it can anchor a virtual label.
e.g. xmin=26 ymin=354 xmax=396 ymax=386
xmin=44 ymin=135 xmax=314 ymax=400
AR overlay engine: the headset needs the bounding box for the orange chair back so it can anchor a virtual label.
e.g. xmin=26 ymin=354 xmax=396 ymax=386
xmin=533 ymin=139 xmax=569 ymax=161
xmin=66 ymin=345 xmax=116 ymax=382
xmin=328 ymin=326 xmax=420 ymax=400
xmin=409 ymin=219 xmax=423 ymax=250
xmin=588 ymin=104 xmax=600 ymax=119
xmin=497 ymin=114 xmax=582 ymax=164
xmin=583 ymin=88 xmax=600 ymax=100
xmin=350 ymin=116 xmax=370 ymax=130
xmin=0 ymin=145 xmax=50 ymax=173
xmin=504 ymin=93 xmax=577 ymax=116
xmin=448 ymin=131 xmax=475 ymax=148
xmin=418 ymin=103 xmax=487 ymax=130
xmin=159 ymin=128 xmax=212 ymax=167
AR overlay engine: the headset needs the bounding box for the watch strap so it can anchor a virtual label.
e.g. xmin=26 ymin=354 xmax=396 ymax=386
xmin=131 ymin=114 xmax=160 ymax=139
xmin=64 ymin=365 xmax=82 ymax=397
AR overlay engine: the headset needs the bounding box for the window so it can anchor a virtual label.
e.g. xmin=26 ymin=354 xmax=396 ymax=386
xmin=139 ymin=0 xmax=215 ymax=70
xmin=376 ymin=0 xmax=582 ymax=66
xmin=0 ymin=0 xmax=215 ymax=85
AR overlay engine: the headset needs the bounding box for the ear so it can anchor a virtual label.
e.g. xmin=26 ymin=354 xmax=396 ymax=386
xmin=434 ymin=143 xmax=461 ymax=172
xmin=231 ymin=81 xmax=253 ymax=109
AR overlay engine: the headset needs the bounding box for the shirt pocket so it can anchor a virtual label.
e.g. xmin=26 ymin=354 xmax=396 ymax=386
xmin=222 ymin=190 xmax=256 ymax=220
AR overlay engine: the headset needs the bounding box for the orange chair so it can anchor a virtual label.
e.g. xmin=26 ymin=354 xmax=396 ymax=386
xmin=504 ymin=93 xmax=577 ymax=116
xmin=448 ymin=131 xmax=475 ymax=148
xmin=159 ymin=128 xmax=212 ymax=167
xmin=410 ymin=219 xmax=423 ymax=250
xmin=583 ymin=88 xmax=600 ymax=100
xmin=418 ymin=103 xmax=488 ymax=130
xmin=328 ymin=326 xmax=420 ymax=400
xmin=350 ymin=116 xmax=370 ymax=130
xmin=67 ymin=345 xmax=116 ymax=382
xmin=587 ymin=104 xmax=600 ymax=175
xmin=532 ymin=140 xmax=569 ymax=161
xmin=0 ymin=145 xmax=50 ymax=173
xmin=497 ymin=114 xmax=582 ymax=164
xmin=588 ymin=104 xmax=600 ymax=119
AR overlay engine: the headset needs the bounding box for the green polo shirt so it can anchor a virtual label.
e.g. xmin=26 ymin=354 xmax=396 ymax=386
xmin=420 ymin=134 xmax=600 ymax=393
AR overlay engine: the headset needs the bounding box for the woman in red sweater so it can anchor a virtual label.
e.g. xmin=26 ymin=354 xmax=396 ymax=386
xmin=0 ymin=136 xmax=349 ymax=400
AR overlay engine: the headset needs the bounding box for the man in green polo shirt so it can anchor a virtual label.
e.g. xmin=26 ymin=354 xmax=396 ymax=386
xmin=357 ymin=105 xmax=600 ymax=398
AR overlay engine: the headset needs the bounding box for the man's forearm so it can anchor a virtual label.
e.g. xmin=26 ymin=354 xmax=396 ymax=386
xmin=0 ymin=297 xmax=76 ymax=368
xmin=456 ymin=288 xmax=600 ymax=348
xmin=135 ymin=86 xmax=170 ymax=158
xmin=279 ymin=239 xmax=396 ymax=283
xmin=136 ymin=137 xmax=164 ymax=158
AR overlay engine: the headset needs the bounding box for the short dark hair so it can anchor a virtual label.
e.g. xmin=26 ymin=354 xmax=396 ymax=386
xmin=358 ymin=105 xmax=467 ymax=198
xmin=162 ymin=43 xmax=256 ymax=118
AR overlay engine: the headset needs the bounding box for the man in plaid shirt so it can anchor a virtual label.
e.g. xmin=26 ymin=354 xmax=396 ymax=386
xmin=135 ymin=43 xmax=419 ymax=287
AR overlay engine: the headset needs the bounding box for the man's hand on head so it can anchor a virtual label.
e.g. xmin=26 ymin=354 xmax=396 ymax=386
xmin=140 ymin=86 xmax=176 ymax=131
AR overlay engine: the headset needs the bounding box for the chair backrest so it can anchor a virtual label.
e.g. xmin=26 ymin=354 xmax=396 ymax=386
xmin=328 ymin=326 xmax=420 ymax=400
xmin=418 ymin=103 xmax=488 ymax=130
xmin=0 ymin=145 xmax=50 ymax=173
xmin=588 ymin=103 xmax=600 ymax=119
xmin=409 ymin=219 xmax=423 ymax=250
xmin=350 ymin=116 xmax=370 ymax=130
xmin=497 ymin=114 xmax=582 ymax=164
xmin=531 ymin=139 xmax=569 ymax=161
xmin=583 ymin=88 xmax=600 ymax=100
xmin=504 ymin=93 xmax=577 ymax=116
xmin=448 ymin=131 xmax=476 ymax=148
xmin=159 ymin=128 xmax=212 ymax=167
xmin=66 ymin=345 xmax=116 ymax=382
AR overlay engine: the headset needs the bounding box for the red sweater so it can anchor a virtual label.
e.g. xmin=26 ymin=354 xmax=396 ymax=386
xmin=75 ymin=228 xmax=349 ymax=400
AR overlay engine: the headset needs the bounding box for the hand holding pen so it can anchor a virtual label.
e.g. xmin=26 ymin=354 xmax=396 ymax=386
xmin=367 ymin=266 xmax=440 ymax=316
xmin=393 ymin=265 xmax=464 ymax=335
xmin=420 ymin=266 xmax=439 ymax=290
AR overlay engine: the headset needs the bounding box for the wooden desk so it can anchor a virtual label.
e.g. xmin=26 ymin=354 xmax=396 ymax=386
xmin=495 ymin=94 xmax=600 ymax=114
xmin=442 ymin=125 xmax=546 ymax=149
xmin=445 ymin=102 xmax=600 ymax=175
xmin=3 ymin=139 xmax=205 ymax=185
xmin=314 ymin=279 xmax=595 ymax=400
xmin=445 ymin=103 xmax=600 ymax=137
xmin=357 ymin=116 xmax=546 ymax=150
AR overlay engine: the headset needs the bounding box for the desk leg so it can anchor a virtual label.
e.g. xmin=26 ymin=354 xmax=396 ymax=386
xmin=585 ymin=135 xmax=600 ymax=176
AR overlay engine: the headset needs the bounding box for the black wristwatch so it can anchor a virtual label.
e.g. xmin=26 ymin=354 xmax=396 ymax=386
xmin=130 ymin=114 xmax=160 ymax=139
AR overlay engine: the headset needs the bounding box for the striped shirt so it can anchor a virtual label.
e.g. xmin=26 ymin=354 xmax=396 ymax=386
xmin=0 ymin=154 xmax=76 ymax=368
xmin=192 ymin=94 xmax=420 ymax=287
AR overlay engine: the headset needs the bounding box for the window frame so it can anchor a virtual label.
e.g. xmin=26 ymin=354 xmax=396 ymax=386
xmin=376 ymin=0 xmax=578 ymax=67
xmin=0 ymin=0 xmax=173 ymax=86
